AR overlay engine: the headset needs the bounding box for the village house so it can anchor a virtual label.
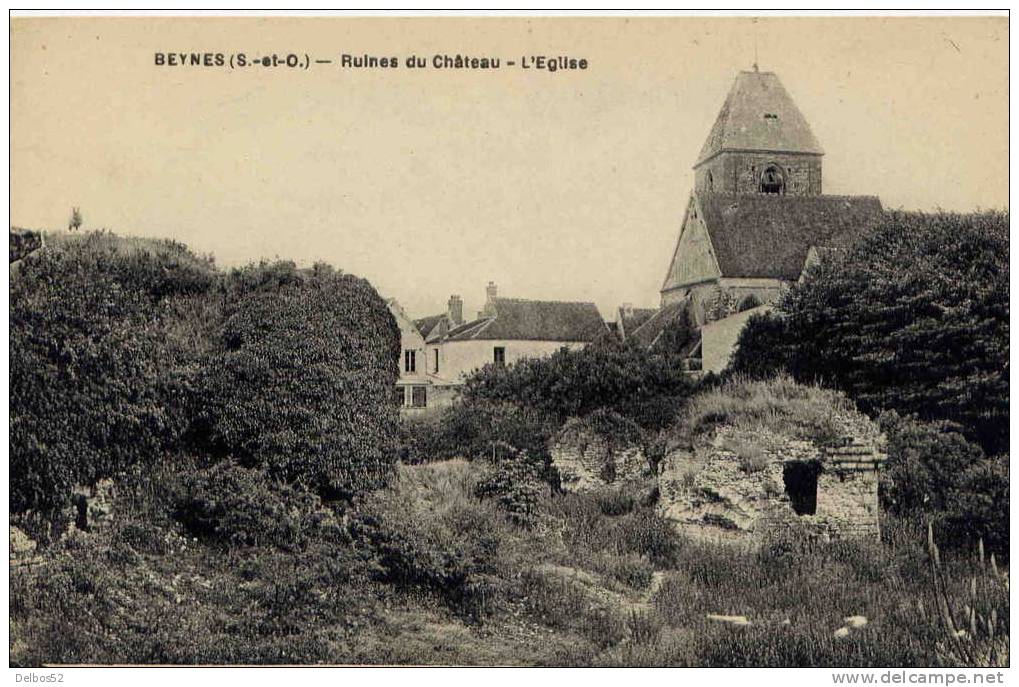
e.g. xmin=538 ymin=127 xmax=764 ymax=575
xmin=649 ymin=68 xmax=885 ymax=372
xmin=387 ymin=299 xmax=435 ymax=411
xmin=392 ymin=282 xmax=608 ymax=412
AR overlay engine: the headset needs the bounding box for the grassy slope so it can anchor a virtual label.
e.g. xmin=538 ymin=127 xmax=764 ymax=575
xmin=11 ymin=429 xmax=1009 ymax=666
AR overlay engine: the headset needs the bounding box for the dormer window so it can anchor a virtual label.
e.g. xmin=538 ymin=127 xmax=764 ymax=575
xmin=760 ymin=164 xmax=785 ymax=194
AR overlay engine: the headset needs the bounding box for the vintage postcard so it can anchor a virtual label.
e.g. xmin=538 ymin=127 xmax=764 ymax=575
xmin=8 ymin=12 xmax=1009 ymax=676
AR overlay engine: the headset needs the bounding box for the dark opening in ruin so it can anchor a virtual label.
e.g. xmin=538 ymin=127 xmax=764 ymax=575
xmin=783 ymin=460 xmax=821 ymax=515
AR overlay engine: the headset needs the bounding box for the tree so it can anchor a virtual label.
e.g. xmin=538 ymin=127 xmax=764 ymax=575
xmin=459 ymin=337 xmax=693 ymax=430
xmin=777 ymin=211 xmax=1008 ymax=455
xmin=727 ymin=311 xmax=789 ymax=380
xmin=68 ymin=206 xmax=83 ymax=231
xmin=193 ymin=262 xmax=401 ymax=500
xmin=10 ymin=233 xmax=212 ymax=517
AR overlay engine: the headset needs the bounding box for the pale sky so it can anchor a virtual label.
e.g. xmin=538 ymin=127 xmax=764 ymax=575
xmin=10 ymin=16 xmax=1008 ymax=320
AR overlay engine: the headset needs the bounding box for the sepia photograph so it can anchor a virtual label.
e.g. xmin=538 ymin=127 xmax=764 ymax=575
xmin=7 ymin=10 xmax=1010 ymax=675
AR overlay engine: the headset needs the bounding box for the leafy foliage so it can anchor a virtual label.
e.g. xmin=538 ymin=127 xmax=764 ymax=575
xmin=473 ymin=442 xmax=547 ymax=526
xmin=737 ymin=293 xmax=762 ymax=312
xmin=730 ymin=211 xmax=1008 ymax=456
xmin=727 ymin=311 xmax=788 ymax=380
xmin=880 ymin=412 xmax=1008 ymax=555
xmin=192 ymin=262 xmax=401 ymax=500
xmin=459 ymin=338 xmax=693 ymax=431
xmin=350 ymin=463 xmax=504 ymax=615
xmin=10 ymin=233 xmax=216 ymax=515
xmin=10 ymin=228 xmax=42 ymax=262
xmin=433 ymin=398 xmax=558 ymax=464
xmin=172 ymin=460 xmax=327 ymax=551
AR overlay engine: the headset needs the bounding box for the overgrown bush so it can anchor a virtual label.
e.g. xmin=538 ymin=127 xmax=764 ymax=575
xmin=459 ymin=337 xmax=693 ymax=431
xmin=10 ymin=227 xmax=42 ymax=262
xmin=193 ymin=261 xmax=401 ymax=500
xmin=350 ymin=463 xmax=505 ymax=615
xmin=473 ymin=442 xmax=547 ymax=526
xmin=172 ymin=460 xmax=326 ymax=551
xmin=433 ymin=398 xmax=559 ymax=464
xmin=727 ymin=311 xmax=789 ymax=380
xmin=10 ymin=233 xmax=216 ymax=517
xmin=395 ymin=412 xmax=448 ymax=464
xmin=737 ymin=293 xmax=762 ymax=312
xmin=880 ymin=412 xmax=1008 ymax=555
xmin=736 ymin=211 xmax=1008 ymax=455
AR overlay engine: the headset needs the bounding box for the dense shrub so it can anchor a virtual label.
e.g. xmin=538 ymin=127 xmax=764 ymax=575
xmin=193 ymin=262 xmax=401 ymax=500
xmin=434 ymin=398 xmax=558 ymax=464
xmin=10 ymin=521 xmax=372 ymax=665
xmin=395 ymin=413 xmax=448 ymax=464
xmin=737 ymin=293 xmax=762 ymax=312
xmin=653 ymin=304 xmax=699 ymax=360
xmin=880 ymin=412 xmax=1008 ymax=555
xmin=473 ymin=442 xmax=548 ymax=526
xmin=10 ymin=228 xmax=42 ymax=262
xmin=747 ymin=211 xmax=1008 ymax=455
xmin=172 ymin=460 xmax=327 ymax=551
xmin=459 ymin=337 xmax=692 ymax=431
xmin=727 ymin=311 xmax=789 ymax=380
xmin=10 ymin=233 xmax=215 ymax=516
xmin=350 ymin=469 xmax=504 ymax=615
xmin=558 ymin=408 xmax=644 ymax=449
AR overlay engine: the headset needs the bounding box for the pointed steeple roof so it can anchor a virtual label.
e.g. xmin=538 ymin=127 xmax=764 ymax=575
xmin=695 ymin=70 xmax=823 ymax=167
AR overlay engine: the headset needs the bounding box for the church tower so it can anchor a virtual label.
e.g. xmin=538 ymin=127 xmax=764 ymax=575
xmin=694 ymin=69 xmax=823 ymax=196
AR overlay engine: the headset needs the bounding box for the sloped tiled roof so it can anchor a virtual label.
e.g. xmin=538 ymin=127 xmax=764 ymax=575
xmin=697 ymin=193 xmax=884 ymax=280
xmin=696 ymin=71 xmax=823 ymax=167
xmin=617 ymin=306 xmax=658 ymax=341
xmin=628 ymin=299 xmax=694 ymax=352
xmin=444 ymin=298 xmax=606 ymax=342
xmin=413 ymin=313 xmax=447 ymax=339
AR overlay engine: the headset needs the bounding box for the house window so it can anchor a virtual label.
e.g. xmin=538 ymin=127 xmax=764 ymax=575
xmin=494 ymin=346 xmax=506 ymax=367
xmin=411 ymin=386 xmax=427 ymax=408
xmin=394 ymin=386 xmax=406 ymax=407
xmin=706 ymin=171 xmax=714 ymax=191
xmin=760 ymin=165 xmax=785 ymax=194
xmin=404 ymin=350 xmax=416 ymax=373
xmin=433 ymin=349 xmax=440 ymax=374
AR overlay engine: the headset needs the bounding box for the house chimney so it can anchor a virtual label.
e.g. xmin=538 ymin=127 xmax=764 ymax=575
xmin=483 ymin=281 xmax=498 ymax=318
xmin=447 ymin=295 xmax=463 ymax=325
xmin=622 ymin=302 xmax=634 ymax=318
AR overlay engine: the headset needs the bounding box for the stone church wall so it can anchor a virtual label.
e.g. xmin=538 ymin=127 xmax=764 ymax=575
xmin=695 ymin=152 xmax=822 ymax=196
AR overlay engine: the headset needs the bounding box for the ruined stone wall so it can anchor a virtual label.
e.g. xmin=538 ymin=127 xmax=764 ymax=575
xmin=657 ymin=426 xmax=884 ymax=541
xmin=813 ymin=441 xmax=885 ymax=538
xmin=552 ymin=433 xmax=648 ymax=493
